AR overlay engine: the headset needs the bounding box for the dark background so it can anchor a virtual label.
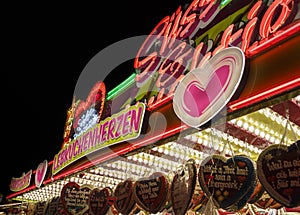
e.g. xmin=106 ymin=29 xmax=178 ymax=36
xmin=2 ymin=0 xmax=187 ymax=200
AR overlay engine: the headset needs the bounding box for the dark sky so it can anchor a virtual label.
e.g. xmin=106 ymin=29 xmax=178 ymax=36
xmin=2 ymin=0 xmax=187 ymax=199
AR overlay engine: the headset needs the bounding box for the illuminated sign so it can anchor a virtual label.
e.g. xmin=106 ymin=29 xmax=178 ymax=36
xmin=173 ymin=47 xmax=245 ymax=127
xmin=35 ymin=160 xmax=48 ymax=188
xmin=131 ymin=0 xmax=299 ymax=113
xmin=52 ymin=103 xmax=146 ymax=175
xmin=62 ymin=81 xmax=106 ymax=148
xmin=9 ymin=170 xmax=32 ymax=192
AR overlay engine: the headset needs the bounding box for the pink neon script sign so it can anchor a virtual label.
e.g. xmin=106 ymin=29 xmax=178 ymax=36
xmin=173 ymin=47 xmax=245 ymax=128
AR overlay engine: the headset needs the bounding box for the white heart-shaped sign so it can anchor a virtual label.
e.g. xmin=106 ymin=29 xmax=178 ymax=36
xmin=173 ymin=47 xmax=245 ymax=128
xmin=35 ymin=160 xmax=48 ymax=188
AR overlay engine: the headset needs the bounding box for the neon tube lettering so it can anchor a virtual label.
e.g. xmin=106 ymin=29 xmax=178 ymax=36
xmin=156 ymin=41 xmax=193 ymax=88
xmin=260 ymin=0 xmax=294 ymax=39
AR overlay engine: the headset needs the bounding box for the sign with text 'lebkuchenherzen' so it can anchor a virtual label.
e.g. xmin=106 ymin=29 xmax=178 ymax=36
xmin=52 ymin=103 xmax=146 ymax=175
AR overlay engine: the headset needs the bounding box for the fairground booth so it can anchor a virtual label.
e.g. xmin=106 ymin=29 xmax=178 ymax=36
xmin=3 ymin=0 xmax=300 ymax=214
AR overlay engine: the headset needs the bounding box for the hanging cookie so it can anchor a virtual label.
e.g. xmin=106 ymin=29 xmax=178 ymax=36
xmin=133 ymin=172 xmax=169 ymax=214
xmin=88 ymin=187 xmax=113 ymax=215
xmin=198 ymin=154 xmax=256 ymax=210
xmin=256 ymin=140 xmax=300 ymax=207
xmin=113 ymin=178 xmax=136 ymax=215
xmin=170 ymin=159 xmax=197 ymax=215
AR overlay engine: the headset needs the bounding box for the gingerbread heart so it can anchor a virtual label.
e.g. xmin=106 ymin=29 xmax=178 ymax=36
xmin=256 ymin=140 xmax=300 ymax=207
xmin=89 ymin=187 xmax=113 ymax=215
xmin=198 ymin=154 xmax=256 ymax=209
xmin=61 ymin=182 xmax=93 ymax=215
xmin=170 ymin=159 xmax=197 ymax=215
xmin=133 ymin=172 xmax=169 ymax=214
xmin=114 ymin=179 xmax=135 ymax=215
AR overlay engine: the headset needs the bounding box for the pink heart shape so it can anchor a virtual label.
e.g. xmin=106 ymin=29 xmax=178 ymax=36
xmin=257 ymin=141 xmax=300 ymax=208
xmin=183 ymin=65 xmax=230 ymax=117
xmin=35 ymin=160 xmax=48 ymax=188
xmin=173 ymin=47 xmax=245 ymax=128
xmin=73 ymin=81 xmax=106 ymax=128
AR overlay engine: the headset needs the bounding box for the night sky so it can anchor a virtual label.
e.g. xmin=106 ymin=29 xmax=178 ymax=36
xmin=2 ymin=0 xmax=187 ymax=199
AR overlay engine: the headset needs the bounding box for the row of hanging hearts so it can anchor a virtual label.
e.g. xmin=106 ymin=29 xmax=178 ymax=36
xmin=40 ymin=140 xmax=299 ymax=215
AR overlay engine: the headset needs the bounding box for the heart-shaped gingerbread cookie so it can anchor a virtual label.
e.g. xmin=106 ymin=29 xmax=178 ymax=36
xmin=170 ymin=159 xmax=197 ymax=215
xmin=256 ymin=140 xmax=300 ymax=207
xmin=114 ymin=179 xmax=136 ymax=215
xmin=88 ymin=187 xmax=113 ymax=215
xmin=198 ymin=154 xmax=256 ymax=210
xmin=133 ymin=172 xmax=169 ymax=214
xmin=61 ymin=182 xmax=93 ymax=215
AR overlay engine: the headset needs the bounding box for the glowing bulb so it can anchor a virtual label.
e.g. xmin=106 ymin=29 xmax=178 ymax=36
xmin=243 ymin=122 xmax=249 ymax=130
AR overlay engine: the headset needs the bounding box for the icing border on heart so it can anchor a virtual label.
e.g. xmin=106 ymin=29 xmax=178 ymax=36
xmin=61 ymin=182 xmax=93 ymax=215
xmin=133 ymin=172 xmax=169 ymax=214
xmin=114 ymin=178 xmax=136 ymax=215
xmin=173 ymin=47 xmax=245 ymax=128
xmin=35 ymin=159 xmax=48 ymax=188
xmin=256 ymin=140 xmax=300 ymax=207
xmin=88 ymin=187 xmax=113 ymax=215
xmin=198 ymin=154 xmax=256 ymax=209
